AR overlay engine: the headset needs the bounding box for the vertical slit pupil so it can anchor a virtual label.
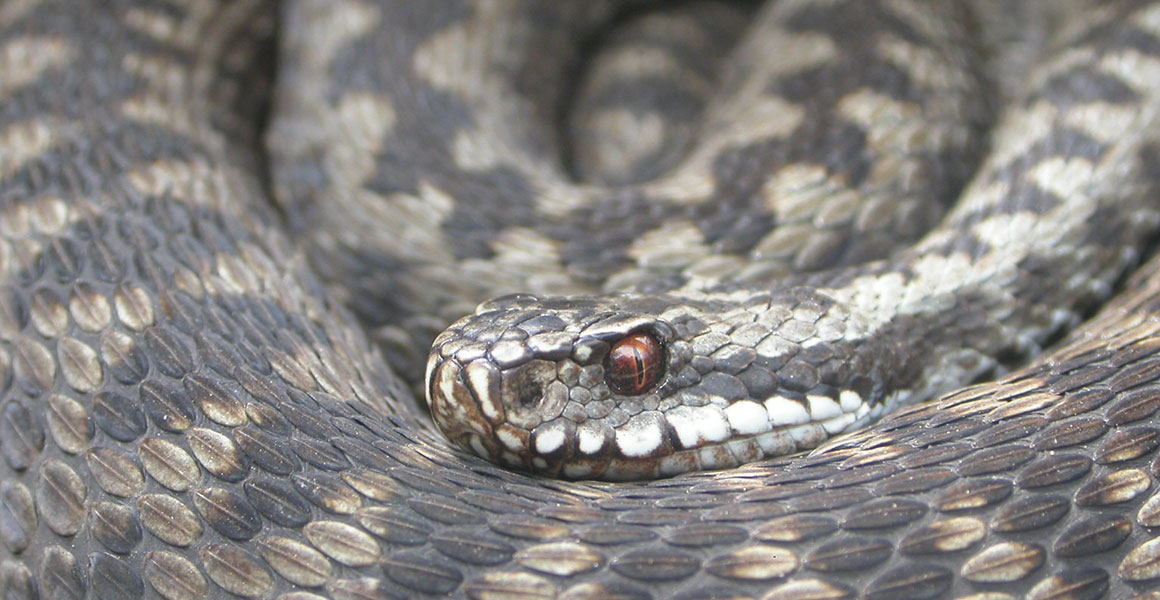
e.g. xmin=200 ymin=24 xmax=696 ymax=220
xmin=606 ymin=333 xmax=662 ymax=395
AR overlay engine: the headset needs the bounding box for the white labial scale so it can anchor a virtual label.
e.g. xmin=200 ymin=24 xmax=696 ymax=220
xmin=435 ymin=362 xmax=481 ymax=432
xmin=821 ymin=412 xmax=857 ymax=435
xmin=577 ymin=421 xmax=608 ymax=455
xmin=666 ymin=405 xmax=731 ymax=449
xmin=658 ymin=451 xmax=701 ymax=477
xmin=424 ymin=353 xmax=440 ymax=395
xmin=615 ymin=412 xmax=665 ymax=458
xmin=697 ymin=445 xmax=723 ymax=470
xmin=807 ymin=395 xmax=843 ymax=421
xmin=764 ymin=396 xmax=811 ymax=426
xmin=723 ymin=438 xmax=762 ymax=465
xmin=786 ymin=423 xmax=827 ymax=449
xmin=533 ymin=421 xmax=566 ymax=455
xmin=755 ymin=430 xmax=796 ymax=456
xmin=563 ymin=462 xmax=597 ymax=479
xmin=724 ymin=400 xmax=772 ymax=435
xmin=839 ymin=390 xmax=864 ymax=413
xmin=468 ymin=435 xmax=490 ymax=460
xmin=464 ymin=360 xmax=502 ymax=422
xmin=435 ymin=363 xmax=462 ymax=418
xmin=848 ymin=410 xmax=875 ymax=433
xmin=496 ymin=428 xmax=524 ymax=453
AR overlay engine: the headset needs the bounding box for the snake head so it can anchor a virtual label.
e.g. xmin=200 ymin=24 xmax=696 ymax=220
xmin=427 ymin=290 xmax=892 ymax=480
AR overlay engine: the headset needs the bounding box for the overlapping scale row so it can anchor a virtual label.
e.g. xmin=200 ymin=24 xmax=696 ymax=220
xmin=2 ymin=1 xmax=1160 ymax=600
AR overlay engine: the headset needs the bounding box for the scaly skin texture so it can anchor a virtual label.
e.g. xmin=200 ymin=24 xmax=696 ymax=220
xmin=425 ymin=0 xmax=1160 ymax=479
xmin=2 ymin=1 xmax=1160 ymax=600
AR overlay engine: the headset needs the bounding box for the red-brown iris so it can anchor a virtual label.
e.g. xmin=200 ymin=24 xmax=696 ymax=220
xmin=605 ymin=333 xmax=663 ymax=395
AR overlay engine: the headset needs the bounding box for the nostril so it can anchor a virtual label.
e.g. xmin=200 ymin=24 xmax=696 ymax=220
xmin=500 ymin=359 xmax=559 ymax=427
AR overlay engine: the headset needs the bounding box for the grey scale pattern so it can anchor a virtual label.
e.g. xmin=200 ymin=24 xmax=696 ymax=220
xmin=2 ymin=1 xmax=1160 ymax=600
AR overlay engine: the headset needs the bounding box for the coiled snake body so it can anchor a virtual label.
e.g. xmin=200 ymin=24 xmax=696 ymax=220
xmin=4 ymin=1 xmax=1160 ymax=599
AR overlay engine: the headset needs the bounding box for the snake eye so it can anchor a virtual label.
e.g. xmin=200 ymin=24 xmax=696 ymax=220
xmin=605 ymin=333 xmax=663 ymax=395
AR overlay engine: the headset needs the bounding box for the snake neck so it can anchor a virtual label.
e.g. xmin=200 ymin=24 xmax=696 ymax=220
xmin=427 ymin=181 xmax=1160 ymax=480
xmin=419 ymin=1 xmax=1160 ymax=481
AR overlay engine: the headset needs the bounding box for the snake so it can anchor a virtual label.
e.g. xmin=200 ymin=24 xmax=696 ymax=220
xmin=4 ymin=0 xmax=1160 ymax=599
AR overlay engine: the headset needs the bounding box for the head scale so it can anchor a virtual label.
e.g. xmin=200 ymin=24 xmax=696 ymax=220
xmin=426 ymin=290 xmax=889 ymax=480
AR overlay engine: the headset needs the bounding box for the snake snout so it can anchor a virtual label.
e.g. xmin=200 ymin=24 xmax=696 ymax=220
xmin=425 ymin=299 xmax=690 ymax=477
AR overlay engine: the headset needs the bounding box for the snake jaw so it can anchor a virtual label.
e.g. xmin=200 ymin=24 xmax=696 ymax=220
xmin=426 ymin=295 xmax=688 ymax=477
